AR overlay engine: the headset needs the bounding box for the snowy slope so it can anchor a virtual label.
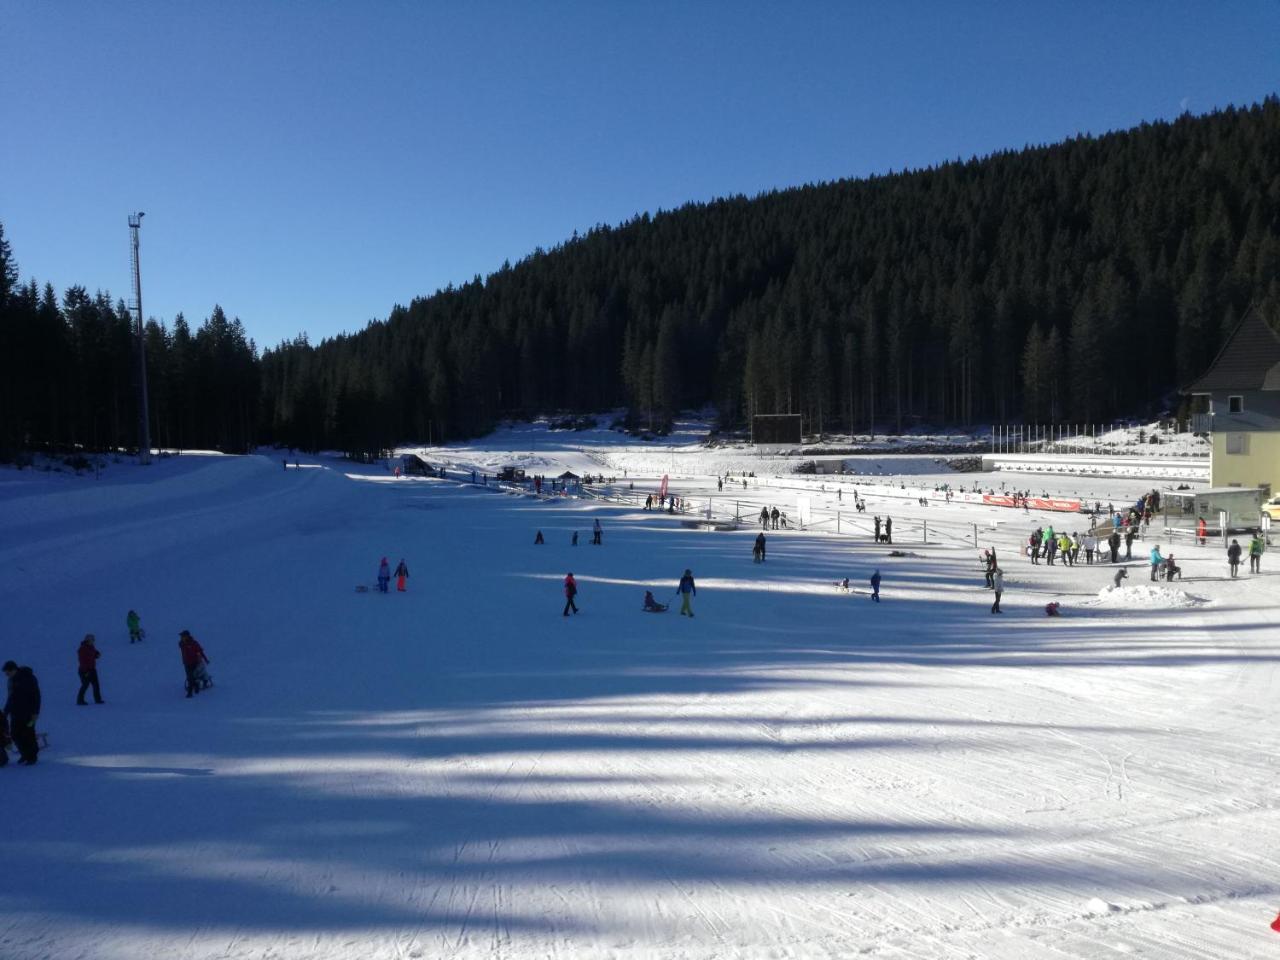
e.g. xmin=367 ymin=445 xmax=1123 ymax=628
xmin=0 ymin=440 xmax=1277 ymax=960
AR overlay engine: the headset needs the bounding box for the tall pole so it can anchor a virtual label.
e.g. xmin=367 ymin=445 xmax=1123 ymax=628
xmin=129 ymin=212 xmax=151 ymax=465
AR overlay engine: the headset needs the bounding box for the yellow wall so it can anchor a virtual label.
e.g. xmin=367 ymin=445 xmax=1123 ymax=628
xmin=1211 ymin=430 xmax=1280 ymax=492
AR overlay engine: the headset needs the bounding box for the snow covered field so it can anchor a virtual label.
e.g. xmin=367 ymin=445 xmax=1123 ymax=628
xmin=2 ymin=424 xmax=1278 ymax=959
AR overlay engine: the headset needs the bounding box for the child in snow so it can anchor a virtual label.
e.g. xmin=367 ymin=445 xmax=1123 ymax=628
xmin=1113 ymin=567 xmax=1129 ymax=589
xmin=178 ymin=630 xmax=211 ymax=698
xmin=563 ymin=573 xmax=579 ymax=616
xmin=1044 ymin=601 xmax=1061 ymax=617
xmin=76 ymin=634 xmax=104 ymax=705
xmin=534 ymin=530 xmax=544 ymax=544
xmin=377 ymin=557 xmax=390 ymax=593
xmin=643 ymin=591 xmax=666 ymax=612
xmin=677 ymin=569 xmax=696 ymax=617
xmin=394 ymin=559 xmax=409 ymax=592
xmin=870 ymin=569 xmax=881 ymax=602
xmin=127 ymin=609 xmax=143 ymax=643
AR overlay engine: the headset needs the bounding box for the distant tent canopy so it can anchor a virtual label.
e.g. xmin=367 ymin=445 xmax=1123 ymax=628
xmin=400 ymin=453 xmax=430 ymax=475
xmin=557 ymin=471 xmax=580 ymax=480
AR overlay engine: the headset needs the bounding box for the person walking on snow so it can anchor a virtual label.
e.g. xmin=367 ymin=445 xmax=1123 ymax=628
xmin=563 ymin=573 xmax=579 ymax=616
xmin=377 ymin=557 xmax=390 ymax=593
xmin=771 ymin=506 xmax=780 ymax=530
xmin=678 ymin=569 xmax=697 ymax=617
xmin=1227 ymin=539 xmax=1243 ymax=578
xmin=394 ymin=559 xmax=409 ymax=592
xmin=760 ymin=506 xmax=770 ymax=528
xmin=991 ymin=567 xmax=1004 ymax=614
xmin=3 ymin=660 xmax=41 ymax=765
xmin=1197 ymin=517 xmax=1208 ymax=546
xmin=754 ymin=532 xmax=767 ymax=563
xmin=178 ymin=631 xmax=210 ymax=698
xmin=127 ymin=609 xmax=143 ymax=643
xmin=76 ymin=634 xmax=104 ymax=705
xmin=1249 ymin=532 xmax=1264 ymax=573
xmin=884 ymin=516 xmax=893 ymax=545
xmin=1149 ymin=544 xmax=1164 ymax=582
xmin=870 ymin=569 xmax=881 ymax=602
xmin=874 ymin=516 xmax=882 ymax=543
xmin=1109 ymin=530 xmax=1121 ymax=563
xmin=1125 ymin=528 xmax=1136 ymax=560
xmin=592 ymin=518 xmax=602 ymax=545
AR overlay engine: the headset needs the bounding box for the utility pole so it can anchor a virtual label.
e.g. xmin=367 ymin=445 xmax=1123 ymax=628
xmin=129 ymin=213 xmax=152 ymax=464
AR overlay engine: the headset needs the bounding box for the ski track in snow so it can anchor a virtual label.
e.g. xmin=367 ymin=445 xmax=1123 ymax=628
xmin=0 ymin=430 xmax=1277 ymax=959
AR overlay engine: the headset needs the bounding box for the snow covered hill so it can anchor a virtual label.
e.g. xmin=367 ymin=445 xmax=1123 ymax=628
xmin=1 ymin=438 xmax=1277 ymax=959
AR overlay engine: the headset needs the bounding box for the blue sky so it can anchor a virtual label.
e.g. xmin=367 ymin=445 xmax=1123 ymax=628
xmin=1 ymin=1 xmax=1276 ymax=349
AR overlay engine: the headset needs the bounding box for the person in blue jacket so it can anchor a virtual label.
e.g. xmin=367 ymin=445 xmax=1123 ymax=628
xmin=678 ymin=569 xmax=696 ymax=617
xmin=1148 ymin=544 xmax=1164 ymax=582
xmin=377 ymin=557 xmax=390 ymax=593
xmin=870 ymin=569 xmax=881 ymax=602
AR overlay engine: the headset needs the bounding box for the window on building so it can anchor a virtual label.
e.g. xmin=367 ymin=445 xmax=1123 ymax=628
xmin=1228 ymin=395 xmax=1244 ymax=413
xmin=1225 ymin=433 xmax=1248 ymax=455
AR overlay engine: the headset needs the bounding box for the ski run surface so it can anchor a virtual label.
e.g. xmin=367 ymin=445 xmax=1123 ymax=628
xmin=2 ymin=421 xmax=1278 ymax=960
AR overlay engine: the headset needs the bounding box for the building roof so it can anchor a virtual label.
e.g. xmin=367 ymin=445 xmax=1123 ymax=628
xmin=1186 ymin=310 xmax=1280 ymax=392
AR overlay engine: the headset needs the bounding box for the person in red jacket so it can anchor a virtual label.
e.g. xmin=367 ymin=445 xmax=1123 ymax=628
xmin=178 ymin=630 xmax=210 ymax=698
xmin=563 ymin=572 xmax=579 ymax=616
xmin=76 ymin=633 xmax=104 ymax=705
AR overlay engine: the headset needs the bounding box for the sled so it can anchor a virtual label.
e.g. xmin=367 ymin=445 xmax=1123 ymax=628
xmin=642 ymin=603 xmax=669 ymax=613
xmin=355 ymin=585 xmax=370 ymax=593
xmin=192 ymin=663 xmax=213 ymax=690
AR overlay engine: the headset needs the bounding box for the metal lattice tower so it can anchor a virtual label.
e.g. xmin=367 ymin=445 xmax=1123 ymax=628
xmin=129 ymin=212 xmax=152 ymax=465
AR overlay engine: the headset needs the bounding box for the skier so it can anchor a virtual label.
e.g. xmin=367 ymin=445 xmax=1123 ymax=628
xmin=754 ymin=532 xmax=767 ymax=563
xmin=178 ymin=631 xmax=210 ymax=698
xmin=991 ymin=567 xmax=1004 ymax=614
xmin=1249 ymin=532 xmax=1264 ymax=573
xmin=377 ymin=557 xmax=390 ymax=593
xmin=562 ymin=572 xmax=579 ymax=616
xmin=76 ymin=633 xmax=104 ymax=705
xmin=1227 ymin=539 xmax=1243 ymax=578
xmin=884 ymin=516 xmax=893 ymax=545
xmin=127 ymin=609 xmax=143 ymax=643
xmin=394 ymin=559 xmax=409 ymax=592
xmin=1149 ymin=544 xmax=1164 ymax=582
xmin=593 ymin=518 xmax=603 ymax=545
xmin=677 ymin=569 xmax=696 ymax=617
xmin=534 ymin=530 xmax=544 ymax=544
xmin=3 ymin=660 xmax=41 ymax=765
xmin=1113 ymin=567 xmax=1129 ymax=589
xmin=870 ymin=569 xmax=881 ymax=602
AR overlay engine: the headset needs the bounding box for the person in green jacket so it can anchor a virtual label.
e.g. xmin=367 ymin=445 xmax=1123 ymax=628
xmin=1249 ymin=533 xmax=1265 ymax=574
xmin=126 ymin=609 xmax=143 ymax=643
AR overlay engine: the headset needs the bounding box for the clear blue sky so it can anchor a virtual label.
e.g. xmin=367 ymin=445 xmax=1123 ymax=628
xmin=1 ymin=1 xmax=1276 ymax=349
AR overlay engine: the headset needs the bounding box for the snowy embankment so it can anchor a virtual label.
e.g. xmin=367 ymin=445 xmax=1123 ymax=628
xmin=1 ymin=435 xmax=1277 ymax=960
xmin=1088 ymin=584 xmax=1210 ymax=609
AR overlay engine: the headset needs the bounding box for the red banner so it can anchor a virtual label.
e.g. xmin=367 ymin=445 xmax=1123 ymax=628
xmin=983 ymin=494 xmax=1080 ymax=513
xmin=659 ymin=474 xmax=669 ymax=498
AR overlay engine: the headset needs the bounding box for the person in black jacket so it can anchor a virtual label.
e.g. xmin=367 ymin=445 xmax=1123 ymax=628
xmin=3 ymin=660 xmax=41 ymax=765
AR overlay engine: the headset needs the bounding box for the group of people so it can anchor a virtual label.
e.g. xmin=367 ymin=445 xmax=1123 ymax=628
xmin=1029 ymin=525 xmax=1136 ymax=565
xmin=376 ymin=557 xmax=411 ymax=592
xmin=1226 ymin=534 xmax=1266 ymax=577
xmin=872 ymin=515 xmax=893 ymax=544
xmin=643 ymin=494 xmax=684 ymax=512
xmin=758 ymin=505 xmax=788 ymax=529
xmin=3 ymin=615 xmax=215 ymax=769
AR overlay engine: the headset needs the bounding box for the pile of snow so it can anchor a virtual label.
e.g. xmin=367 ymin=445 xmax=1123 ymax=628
xmin=1088 ymin=583 xmax=1208 ymax=608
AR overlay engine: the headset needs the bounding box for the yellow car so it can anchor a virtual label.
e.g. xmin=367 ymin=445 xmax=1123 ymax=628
xmin=1263 ymin=496 xmax=1280 ymax=521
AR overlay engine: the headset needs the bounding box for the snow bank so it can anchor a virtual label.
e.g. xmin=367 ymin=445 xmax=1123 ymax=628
xmin=1088 ymin=584 xmax=1208 ymax=608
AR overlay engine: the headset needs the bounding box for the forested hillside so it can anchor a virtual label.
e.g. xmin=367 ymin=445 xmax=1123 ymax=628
xmin=2 ymin=98 xmax=1278 ymax=457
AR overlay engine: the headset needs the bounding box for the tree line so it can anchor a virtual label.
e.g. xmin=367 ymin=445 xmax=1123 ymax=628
xmin=3 ymin=97 xmax=1279 ymax=459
